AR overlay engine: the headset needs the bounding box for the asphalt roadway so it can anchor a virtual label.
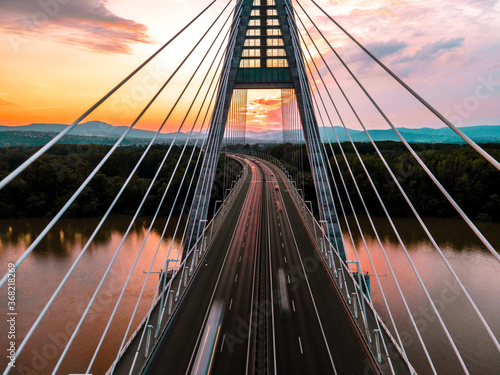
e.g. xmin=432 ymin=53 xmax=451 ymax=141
xmin=259 ymin=159 xmax=378 ymax=375
xmin=144 ymin=156 xmax=383 ymax=374
xmin=145 ymin=156 xmax=263 ymax=375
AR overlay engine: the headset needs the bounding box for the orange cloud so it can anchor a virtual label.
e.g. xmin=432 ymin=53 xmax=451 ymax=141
xmin=245 ymin=90 xmax=283 ymax=132
xmin=0 ymin=97 xmax=15 ymax=106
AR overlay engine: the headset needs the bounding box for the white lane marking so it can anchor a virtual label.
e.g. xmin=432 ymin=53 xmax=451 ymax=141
xmin=235 ymin=274 xmax=238 ymax=283
xmin=239 ymin=256 xmax=242 ymax=262
xmin=281 ymin=243 xmax=284 ymax=248
xmin=245 ymin=231 xmax=247 ymax=236
xmin=284 ymin=256 xmax=287 ymax=264
xmin=292 ymin=300 xmax=296 ymax=312
xmin=229 ymin=299 xmax=233 ymax=310
xmin=220 ymin=334 xmax=226 ymax=352
xmin=276 ymin=182 xmax=338 ymax=374
xmin=280 ymin=232 xmax=282 ymax=237
xmin=287 ymin=275 xmax=291 ymax=284
xmin=278 ymin=223 xmax=280 ymax=227
xmin=242 ymin=243 xmax=245 ymax=248
xmin=298 ymin=337 xmax=303 ymax=354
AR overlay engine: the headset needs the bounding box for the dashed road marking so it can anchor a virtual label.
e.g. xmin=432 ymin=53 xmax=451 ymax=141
xmin=298 ymin=337 xmax=303 ymax=354
xmin=235 ymin=274 xmax=238 ymax=283
xmin=229 ymin=299 xmax=233 ymax=310
xmin=220 ymin=335 xmax=226 ymax=352
xmin=292 ymin=300 xmax=295 ymax=312
xmin=284 ymin=256 xmax=287 ymax=263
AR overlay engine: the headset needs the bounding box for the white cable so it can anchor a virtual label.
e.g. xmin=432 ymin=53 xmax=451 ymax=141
xmin=295 ymin=2 xmax=500 ymax=356
xmin=308 ymin=0 xmax=500 ymax=173
xmin=297 ymin=1 xmax=498 ymax=265
xmin=0 ymin=1 xmax=218 ymax=192
xmin=85 ymin=16 xmax=235 ymax=373
xmin=49 ymin=5 xmax=236 ymax=373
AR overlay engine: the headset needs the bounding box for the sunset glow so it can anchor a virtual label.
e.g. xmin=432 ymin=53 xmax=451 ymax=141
xmin=1 ymin=0 xmax=499 ymax=132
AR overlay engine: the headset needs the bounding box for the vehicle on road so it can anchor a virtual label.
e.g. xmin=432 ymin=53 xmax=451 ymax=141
xmin=191 ymin=300 xmax=224 ymax=375
xmin=278 ymin=268 xmax=290 ymax=319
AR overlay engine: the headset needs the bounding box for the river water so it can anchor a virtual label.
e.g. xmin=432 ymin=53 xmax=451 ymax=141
xmin=0 ymin=215 xmax=498 ymax=374
xmin=342 ymin=215 xmax=500 ymax=375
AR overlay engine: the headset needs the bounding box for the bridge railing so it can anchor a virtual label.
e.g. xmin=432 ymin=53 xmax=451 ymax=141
xmin=256 ymin=153 xmax=417 ymax=375
xmin=109 ymin=161 xmax=249 ymax=374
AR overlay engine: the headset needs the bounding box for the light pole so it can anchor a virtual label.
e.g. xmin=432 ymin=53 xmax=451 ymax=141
xmin=306 ymin=201 xmax=317 ymax=245
xmin=319 ymin=220 xmax=327 ymax=256
xmin=347 ymin=260 xmax=369 ymax=338
xmin=212 ymin=200 xmax=222 ymax=239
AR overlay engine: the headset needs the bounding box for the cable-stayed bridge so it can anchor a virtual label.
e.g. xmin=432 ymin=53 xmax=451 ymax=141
xmin=1 ymin=0 xmax=499 ymax=374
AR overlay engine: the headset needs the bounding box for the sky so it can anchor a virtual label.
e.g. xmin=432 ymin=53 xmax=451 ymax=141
xmin=0 ymin=0 xmax=499 ymax=133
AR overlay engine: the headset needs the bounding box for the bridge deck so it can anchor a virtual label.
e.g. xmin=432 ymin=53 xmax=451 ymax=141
xmin=115 ymin=155 xmax=413 ymax=374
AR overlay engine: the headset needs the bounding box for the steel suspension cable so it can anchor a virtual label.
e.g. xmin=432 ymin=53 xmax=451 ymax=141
xmin=295 ymin=0 xmax=500 ymax=265
xmin=0 ymin=1 xmax=232 ymax=291
xmin=183 ymin=4 xmax=242 ymax=253
xmin=0 ymin=1 xmax=217 ymax=192
xmin=308 ymin=0 xmax=500 ymax=173
xmin=294 ymin=12 xmax=437 ymax=370
xmin=48 ymin=4 xmax=236 ymax=373
xmin=85 ymin=15 xmax=236 ymax=373
xmin=284 ymin=4 xmax=398 ymax=370
xmin=294 ymin=4 xmax=478 ymax=373
xmin=295 ymin=2 xmax=500 ymax=356
xmin=120 ymin=23 xmax=242 ymax=369
xmin=298 ymin=29 xmax=435 ymax=371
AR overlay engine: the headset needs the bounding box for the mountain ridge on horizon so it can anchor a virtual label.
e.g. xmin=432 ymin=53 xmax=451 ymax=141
xmin=1 ymin=121 xmax=500 ymax=145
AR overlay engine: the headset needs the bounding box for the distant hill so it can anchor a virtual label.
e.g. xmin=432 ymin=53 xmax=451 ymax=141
xmin=0 ymin=121 xmax=499 ymax=146
xmin=318 ymin=125 xmax=500 ymax=144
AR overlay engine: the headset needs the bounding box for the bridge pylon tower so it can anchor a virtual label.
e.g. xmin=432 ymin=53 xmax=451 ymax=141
xmin=185 ymin=0 xmax=345 ymax=260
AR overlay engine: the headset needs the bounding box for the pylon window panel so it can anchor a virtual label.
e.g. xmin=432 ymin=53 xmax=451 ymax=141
xmin=267 ymin=9 xmax=278 ymax=16
xmin=246 ymin=29 xmax=260 ymax=36
xmin=242 ymin=49 xmax=261 ymax=57
xmin=267 ymin=28 xmax=282 ymax=36
xmin=267 ymin=18 xmax=280 ymax=26
xmin=250 ymin=9 xmax=260 ymax=16
xmin=253 ymin=0 xmax=260 ymax=5
xmin=249 ymin=19 xmax=260 ymax=26
xmin=239 ymin=59 xmax=261 ymax=68
xmin=244 ymin=39 xmax=260 ymax=47
xmin=267 ymin=38 xmax=284 ymax=46
xmin=267 ymin=48 xmax=286 ymax=57
xmin=267 ymin=58 xmax=288 ymax=67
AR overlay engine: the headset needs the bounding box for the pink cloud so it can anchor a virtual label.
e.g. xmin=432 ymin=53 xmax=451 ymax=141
xmin=0 ymin=0 xmax=152 ymax=54
xmin=246 ymin=93 xmax=283 ymax=131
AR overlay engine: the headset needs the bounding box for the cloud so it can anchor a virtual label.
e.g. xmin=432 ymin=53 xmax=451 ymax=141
xmin=246 ymin=93 xmax=283 ymax=131
xmin=398 ymin=37 xmax=465 ymax=63
xmin=0 ymin=97 xmax=15 ymax=106
xmin=0 ymin=0 xmax=152 ymax=54
xmin=253 ymin=98 xmax=281 ymax=106
xmin=366 ymin=40 xmax=408 ymax=59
